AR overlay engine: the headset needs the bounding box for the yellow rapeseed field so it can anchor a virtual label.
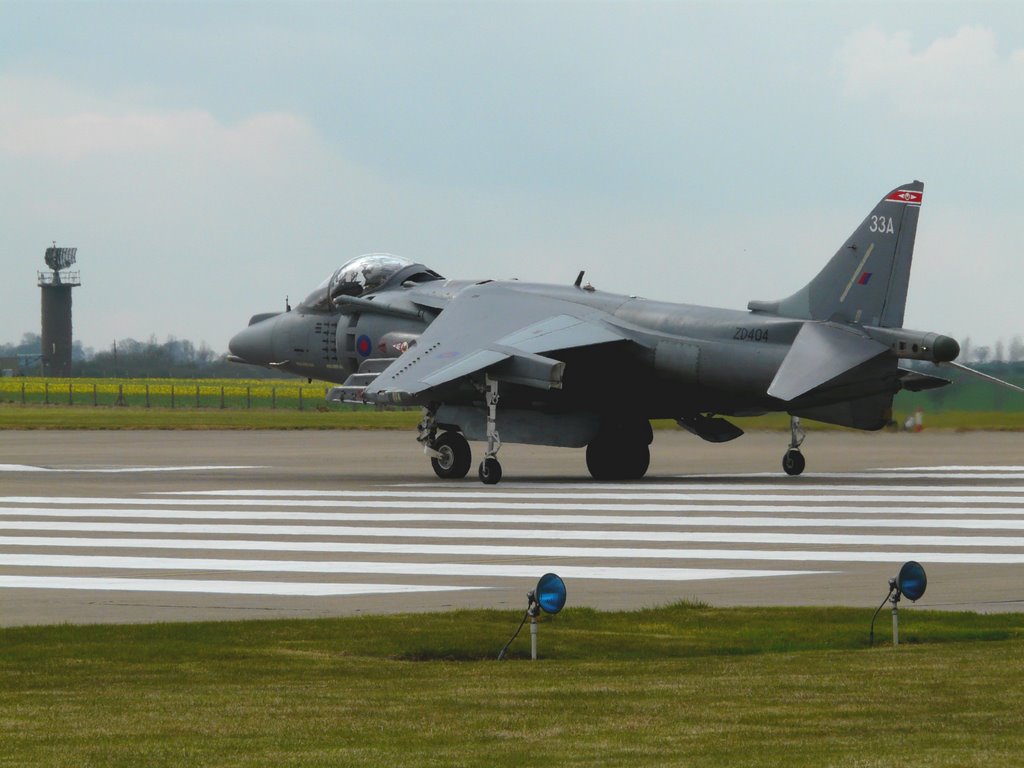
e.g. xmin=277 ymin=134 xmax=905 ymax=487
xmin=0 ymin=377 xmax=339 ymax=408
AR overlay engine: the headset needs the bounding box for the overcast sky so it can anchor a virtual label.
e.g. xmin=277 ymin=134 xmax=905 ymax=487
xmin=2 ymin=1 xmax=1022 ymax=354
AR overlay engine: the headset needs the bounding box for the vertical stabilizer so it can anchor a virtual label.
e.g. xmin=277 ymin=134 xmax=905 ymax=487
xmin=749 ymin=181 xmax=923 ymax=327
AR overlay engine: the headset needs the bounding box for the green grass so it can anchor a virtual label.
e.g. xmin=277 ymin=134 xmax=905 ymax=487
xmin=2 ymin=605 xmax=1024 ymax=766
xmin=3 ymin=405 xmax=1024 ymax=431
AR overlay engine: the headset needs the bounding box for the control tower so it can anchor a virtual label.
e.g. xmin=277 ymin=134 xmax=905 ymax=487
xmin=38 ymin=244 xmax=81 ymax=377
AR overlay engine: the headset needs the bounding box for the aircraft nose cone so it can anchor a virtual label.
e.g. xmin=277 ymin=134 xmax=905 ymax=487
xmin=229 ymin=320 xmax=276 ymax=365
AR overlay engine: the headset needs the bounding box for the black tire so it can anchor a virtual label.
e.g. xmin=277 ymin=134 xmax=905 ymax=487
xmin=479 ymin=457 xmax=502 ymax=485
xmin=586 ymin=439 xmax=616 ymax=480
xmin=586 ymin=439 xmax=650 ymax=481
xmin=625 ymin=443 xmax=650 ymax=480
xmin=430 ymin=431 xmax=471 ymax=479
xmin=782 ymin=450 xmax=806 ymax=476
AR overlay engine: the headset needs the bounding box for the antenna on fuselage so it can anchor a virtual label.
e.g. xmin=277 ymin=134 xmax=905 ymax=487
xmin=574 ymin=270 xmax=585 ymax=288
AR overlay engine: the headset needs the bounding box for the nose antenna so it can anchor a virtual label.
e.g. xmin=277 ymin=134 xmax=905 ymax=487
xmin=285 ymin=295 xmax=291 ymax=312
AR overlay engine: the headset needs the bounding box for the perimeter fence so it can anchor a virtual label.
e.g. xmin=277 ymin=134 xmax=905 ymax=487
xmin=0 ymin=378 xmax=366 ymax=411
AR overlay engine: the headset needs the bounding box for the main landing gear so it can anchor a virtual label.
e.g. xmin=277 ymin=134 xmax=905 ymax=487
xmin=586 ymin=418 xmax=653 ymax=481
xmin=782 ymin=415 xmax=806 ymax=476
xmin=419 ymin=405 xmax=472 ymax=480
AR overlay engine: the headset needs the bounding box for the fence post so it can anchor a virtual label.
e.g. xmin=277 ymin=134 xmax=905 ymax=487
xmin=22 ymin=382 xmax=26 ymax=405
xmin=298 ymin=386 xmax=303 ymax=411
xmin=272 ymin=387 xmax=276 ymax=410
xmin=69 ymin=383 xmax=73 ymax=405
xmin=247 ymin=386 xmax=251 ymax=409
xmin=45 ymin=381 xmax=49 ymax=405
xmin=196 ymin=385 xmax=200 ymax=407
xmin=145 ymin=384 xmax=150 ymax=408
xmin=220 ymin=386 xmax=225 ymax=409
xmin=171 ymin=385 xmax=175 ymax=409
xmin=93 ymin=383 xmax=97 ymax=407
xmin=117 ymin=384 xmax=124 ymax=406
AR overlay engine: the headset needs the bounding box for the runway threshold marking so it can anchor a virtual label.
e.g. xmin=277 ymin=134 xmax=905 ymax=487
xmin=2 ymin=467 xmax=1023 ymax=600
xmin=0 ymin=554 xmax=823 ymax=583
xmin=0 ymin=575 xmax=484 ymax=597
xmin=5 ymin=520 xmax=1024 ymax=547
xmin=6 ymin=507 xmax=1024 ymax=527
xmin=0 ymin=465 xmax=264 ymax=473
xmin=151 ymin=484 xmax=1024 ymax=496
xmin=3 ymin=536 xmax=1023 ymax=564
xmin=5 ymin=493 xmax=1024 ymax=505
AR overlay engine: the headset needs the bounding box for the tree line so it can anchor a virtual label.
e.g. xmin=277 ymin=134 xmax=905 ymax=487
xmin=0 ymin=332 xmax=290 ymax=379
xmin=4 ymin=331 xmax=1024 ymax=379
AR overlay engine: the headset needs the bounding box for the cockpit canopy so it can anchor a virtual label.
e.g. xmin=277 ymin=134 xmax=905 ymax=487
xmin=298 ymin=253 xmax=443 ymax=311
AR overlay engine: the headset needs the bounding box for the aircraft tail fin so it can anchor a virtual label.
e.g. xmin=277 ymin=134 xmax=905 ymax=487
xmin=749 ymin=181 xmax=923 ymax=327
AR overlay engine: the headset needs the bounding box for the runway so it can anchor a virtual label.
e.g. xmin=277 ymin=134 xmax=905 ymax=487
xmin=1 ymin=429 xmax=1023 ymax=625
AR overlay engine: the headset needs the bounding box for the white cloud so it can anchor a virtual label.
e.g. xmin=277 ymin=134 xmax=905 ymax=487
xmin=0 ymin=76 xmax=312 ymax=162
xmin=835 ymin=25 xmax=1024 ymax=116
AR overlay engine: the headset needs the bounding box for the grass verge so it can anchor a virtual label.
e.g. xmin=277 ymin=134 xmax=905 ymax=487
xmin=2 ymin=405 xmax=1024 ymax=431
xmin=2 ymin=604 xmax=1023 ymax=766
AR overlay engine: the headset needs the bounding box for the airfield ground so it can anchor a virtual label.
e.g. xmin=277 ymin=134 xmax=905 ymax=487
xmin=3 ymin=428 xmax=1024 ymax=766
xmin=1 ymin=428 xmax=1023 ymax=625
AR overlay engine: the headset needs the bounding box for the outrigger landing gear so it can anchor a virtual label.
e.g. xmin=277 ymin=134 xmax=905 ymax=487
xmin=419 ymin=404 xmax=472 ymax=480
xmin=478 ymin=375 xmax=503 ymax=485
xmin=782 ymin=415 xmax=806 ymax=476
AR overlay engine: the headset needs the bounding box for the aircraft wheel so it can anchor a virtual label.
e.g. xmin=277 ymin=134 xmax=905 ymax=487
xmin=624 ymin=443 xmax=651 ymax=480
xmin=586 ymin=440 xmax=616 ymax=480
xmin=782 ymin=449 xmax=805 ymax=476
xmin=431 ymin=431 xmax=471 ymax=479
xmin=479 ymin=457 xmax=502 ymax=485
xmin=587 ymin=439 xmax=649 ymax=480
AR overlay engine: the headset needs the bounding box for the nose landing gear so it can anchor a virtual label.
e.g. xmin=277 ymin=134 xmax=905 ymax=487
xmin=782 ymin=415 xmax=806 ymax=476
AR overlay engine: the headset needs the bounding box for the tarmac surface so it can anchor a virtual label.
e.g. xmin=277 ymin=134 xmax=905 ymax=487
xmin=1 ymin=428 xmax=1023 ymax=626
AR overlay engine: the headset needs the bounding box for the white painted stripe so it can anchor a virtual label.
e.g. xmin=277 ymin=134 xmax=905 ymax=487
xmin=5 ymin=506 xmax=1024 ymax=530
xmin=3 ymin=536 xmax=1022 ymax=564
xmin=0 ymin=554 xmax=822 ymax=582
xmin=0 ymin=465 xmax=262 ymax=473
xmin=392 ymin=472 xmax=1024 ymax=486
xmin=4 ymin=494 xmax=1024 ymax=506
xmin=3 ymin=520 xmax=1024 ymax=547
xmin=881 ymin=466 xmax=1024 ymax=472
xmin=151 ymin=484 xmax=1024 ymax=498
xmin=0 ymin=575 xmax=482 ymax=596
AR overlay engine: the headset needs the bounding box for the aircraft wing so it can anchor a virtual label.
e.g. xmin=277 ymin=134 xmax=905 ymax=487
xmin=364 ymin=283 xmax=626 ymax=402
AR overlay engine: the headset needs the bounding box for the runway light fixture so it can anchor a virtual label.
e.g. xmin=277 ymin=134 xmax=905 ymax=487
xmin=498 ymin=573 xmax=567 ymax=661
xmin=870 ymin=561 xmax=927 ymax=647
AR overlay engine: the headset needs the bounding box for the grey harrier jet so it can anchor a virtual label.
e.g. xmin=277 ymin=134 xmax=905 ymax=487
xmin=229 ymin=181 xmax=1019 ymax=484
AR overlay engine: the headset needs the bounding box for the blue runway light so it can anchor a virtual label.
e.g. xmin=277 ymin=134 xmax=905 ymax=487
xmin=897 ymin=561 xmax=927 ymax=602
xmin=535 ymin=573 xmax=567 ymax=614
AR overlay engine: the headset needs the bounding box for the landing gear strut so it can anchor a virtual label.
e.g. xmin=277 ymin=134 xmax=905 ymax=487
xmin=782 ymin=415 xmax=806 ymax=476
xmin=419 ymin=404 xmax=472 ymax=480
xmin=478 ymin=376 xmax=503 ymax=484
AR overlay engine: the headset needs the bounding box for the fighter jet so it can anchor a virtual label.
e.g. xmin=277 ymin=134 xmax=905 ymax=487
xmin=229 ymin=181 xmax=1021 ymax=484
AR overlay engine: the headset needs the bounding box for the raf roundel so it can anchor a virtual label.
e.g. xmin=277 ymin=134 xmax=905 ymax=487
xmin=356 ymin=335 xmax=372 ymax=357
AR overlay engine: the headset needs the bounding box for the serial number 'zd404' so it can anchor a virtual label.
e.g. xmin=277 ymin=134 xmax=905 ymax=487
xmin=734 ymin=327 xmax=769 ymax=342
